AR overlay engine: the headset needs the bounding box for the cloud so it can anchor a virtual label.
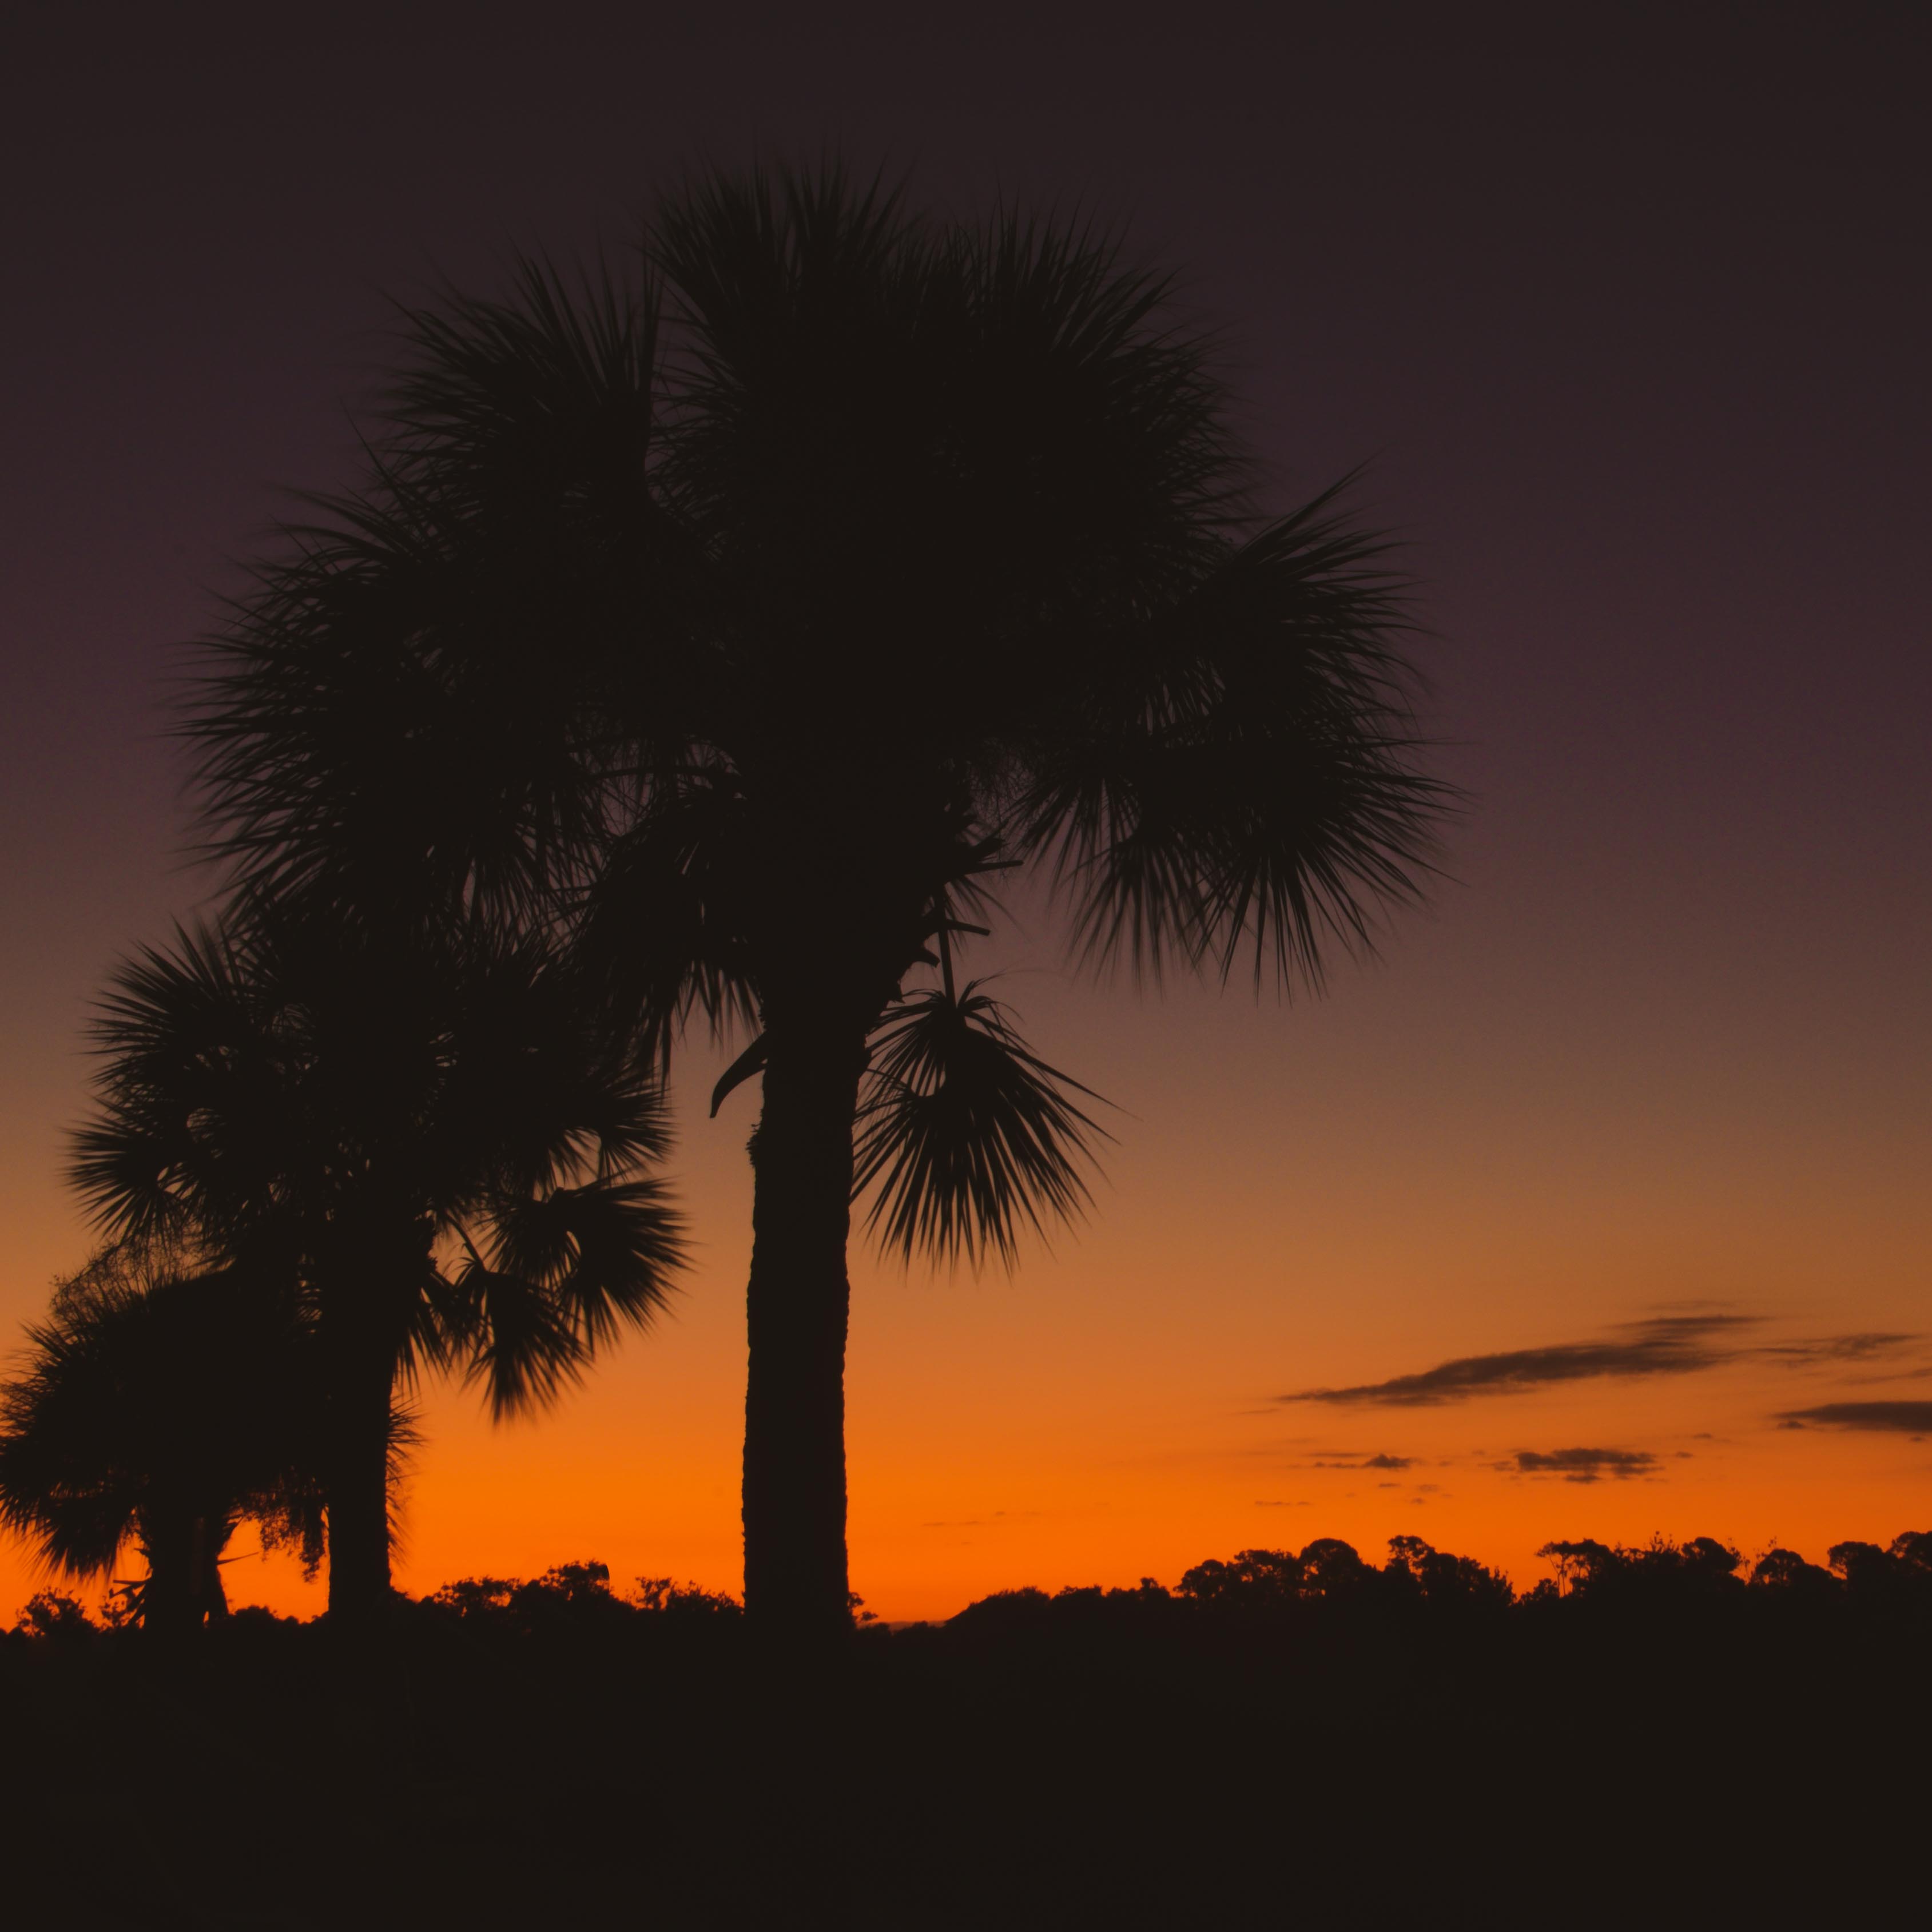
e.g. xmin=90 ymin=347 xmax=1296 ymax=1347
xmin=1506 ymin=1448 xmax=1659 ymax=1483
xmin=1277 ymin=1317 xmax=1921 ymax=1408
xmin=1757 ymin=1333 xmax=1918 ymax=1363
xmin=1775 ymin=1402 xmax=1932 ymax=1435
xmin=1361 ymin=1453 xmax=1416 ymax=1470
xmin=1281 ymin=1315 xmax=1759 ymax=1406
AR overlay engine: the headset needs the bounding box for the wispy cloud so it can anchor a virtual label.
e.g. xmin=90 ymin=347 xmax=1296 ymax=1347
xmin=1776 ymin=1401 xmax=1932 ymax=1435
xmin=1505 ymin=1447 xmax=1659 ymax=1482
xmin=1756 ymin=1333 xmax=1917 ymax=1363
xmin=1279 ymin=1315 xmax=1758 ymax=1406
xmin=1278 ymin=1316 xmax=1920 ymax=1408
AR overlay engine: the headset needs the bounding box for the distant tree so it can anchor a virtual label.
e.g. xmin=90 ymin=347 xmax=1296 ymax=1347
xmin=1533 ymin=1535 xmax=1745 ymax=1614
xmin=1676 ymin=1536 xmax=1745 ymax=1584
xmin=1178 ymin=1548 xmax=1307 ymax=1611
xmin=1828 ymin=1532 xmax=1932 ymax=1610
xmin=9 ymin=1591 xmax=101 ymax=1641
xmin=1535 ymin=1538 xmax=1618 ymax=1598
xmin=1296 ymin=1537 xmax=1376 ymax=1603
xmin=1747 ymin=1548 xmax=1840 ymax=1601
xmin=423 ymin=1561 xmax=742 ymax=1637
xmin=426 ymin=1575 xmax=523 ymax=1623
xmin=1176 ymin=1540 xmax=1382 ymax=1616
xmin=0 ymin=1245 xmax=327 ymax=1633
xmin=68 ymin=913 xmax=685 ymax=1628
xmin=1890 ymin=1530 xmax=1932 ymax=1576
xmin=1385 ymin=1534 xmax=1514 ymax=1613
xmin=633 ymin=1575 xmax=745 ymax=1621
xmin=186 ymin=164 xmax=1450 ymax=1636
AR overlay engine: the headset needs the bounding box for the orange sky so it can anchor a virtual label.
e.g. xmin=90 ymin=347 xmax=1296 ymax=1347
xmin=7 ymin=861 xmax=1927 ymax=1623
xmin=3 ymin=9 xmax=1928 ymax=1624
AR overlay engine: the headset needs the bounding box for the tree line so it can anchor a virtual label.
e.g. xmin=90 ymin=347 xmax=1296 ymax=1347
xmin=13 ymin=1528 xmax=1928 ymax=1646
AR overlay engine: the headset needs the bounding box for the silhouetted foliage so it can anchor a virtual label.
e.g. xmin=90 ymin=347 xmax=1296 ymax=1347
xmin=1750 ymin=1546 xmax=1842 ymax=1600
xmin=1825 ymin=1530 xmax=1932 ymax=1613
xmin=422 ymin=1560 xmax=741 ymax=1641
xmin=184 ymin=162 xmax=1452 ymax=1633
xmin=1168 ymin=1534 xmax=1513 ymax=1634
xmin=66 ymin=911 xmax=685 ymax=1624
xmin=1385 ymin=1531 xmax=1518 ymax=1613
xmin=1528 ymin=1533 xmax=1746 ymax=1615
xmin=0 ymin=1245 xmax=329 ymax=1633
xmin=9 ymin=1590 xmax=100 ymax=1641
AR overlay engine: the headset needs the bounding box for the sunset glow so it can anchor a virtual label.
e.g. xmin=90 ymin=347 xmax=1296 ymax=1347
xmin=3 ymin=9 xmax=1927 ymax=1629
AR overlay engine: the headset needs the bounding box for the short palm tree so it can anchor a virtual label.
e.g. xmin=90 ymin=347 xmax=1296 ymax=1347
xmin=0 ymin=1244 xmax=328 ymax=1633
xmin=187 ymin=165 xmax=1450 ymax=1636
xmin=69 ymin=910 xmax=686 ymax=1625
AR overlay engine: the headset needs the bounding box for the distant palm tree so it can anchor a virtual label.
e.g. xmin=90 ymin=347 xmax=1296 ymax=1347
xmin=69 ymin=911 xmax=686 ymax=1626
xmin=187 ymin=165 xmax=1450 ymax=1636
xmin=0 ymin=1245 xmax=329 ymax=1633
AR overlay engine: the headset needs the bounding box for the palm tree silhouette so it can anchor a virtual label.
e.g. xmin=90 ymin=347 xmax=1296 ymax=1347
xmin=187 ymin=165 xmax=1450 ymax=1635
xmin=0 ymin=1244 xmax=330 ymax=1633
xmin=69 ymin=911 xmax=686 ymax=1626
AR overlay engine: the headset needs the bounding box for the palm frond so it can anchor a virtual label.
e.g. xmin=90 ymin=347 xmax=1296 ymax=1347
xmin=566 ymin=764 xmax=761 ymax=1062
xmin=490 ymin=1178 xmax=686 ymax=1343
xmin=69 ymin=921 xmax=298 ymax=1244
xmin=450 ymin=1178 xmax=685 ymax=1420
xmin=181 ymin=256 xmax=693 ymax=931
xmin=854 ymin=983 xmax=1108 ymax=1269
xmin=0 ymin=1250 xmax=324 ymax=1586
xmin=1012 ymin=484 xmax=1457 ymax=989
xmin=444 ymin=1257 xmax=585 ymax=1421
xmin=427 ymin=928 xmax=677 ymax=1199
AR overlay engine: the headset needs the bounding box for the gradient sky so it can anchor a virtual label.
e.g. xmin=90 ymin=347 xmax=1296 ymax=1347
xmin=3 ymin=3 xmax=1928 ymax=1621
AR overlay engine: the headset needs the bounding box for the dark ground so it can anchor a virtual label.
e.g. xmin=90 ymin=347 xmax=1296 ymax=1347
xmin=3 ymin=1547 xmax=1924 ymax=1928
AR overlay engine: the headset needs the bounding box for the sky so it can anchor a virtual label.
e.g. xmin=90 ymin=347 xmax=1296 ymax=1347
xmin=2 ymin=2 xmax=1927 ymax=1621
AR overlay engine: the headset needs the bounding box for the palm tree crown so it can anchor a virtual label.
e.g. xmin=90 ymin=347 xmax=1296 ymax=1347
xmin=69 ymin=910 xmax=686 ymax=1617
xmin=184 ymin=165 xmax=1451 ymax=1630
xmin=0 ymin=1245 xmax=328 ymax=1630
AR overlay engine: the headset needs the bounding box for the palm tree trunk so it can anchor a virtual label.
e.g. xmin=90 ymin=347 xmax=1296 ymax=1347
xmin=742 ymin=1017 xmax=866 ymax=1637
xmin=192 ymin=1516 xmax=232 ymax=1623
xmin=138 ymin=1511 xmax=195 ymax=1637
xmin=324 ymin=1314 xmax=396 ymax=1629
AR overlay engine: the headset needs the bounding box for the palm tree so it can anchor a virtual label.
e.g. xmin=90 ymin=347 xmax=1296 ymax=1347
xmin=0 ymin=1243 xmax=329 ymax=1633
xmin=186 ymin=165 xmax=1451 ymax=1636
xmin=69 ymin=909 xmax=687 ymax=1627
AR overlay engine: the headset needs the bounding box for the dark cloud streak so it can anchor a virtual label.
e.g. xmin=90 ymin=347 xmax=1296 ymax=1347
xmin=1506 ymin=1448 xmax=1659 ymax=1482
xmin=1281 ymin=1315 xmax=1759 ymax=1407
xmin=1756 ymin=1333 xmax=1917 ymax=1363
xmin=1281 ymin=1317 xmax=1921 ymax=1408
xmin=1776 ymin=1402 xmax=1932 ymax=1434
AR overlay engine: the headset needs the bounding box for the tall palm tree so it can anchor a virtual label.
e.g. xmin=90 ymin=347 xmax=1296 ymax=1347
xmin=186 ymin=165 xmax=1451 ymax=1636
xmin=0 ymin=1243 xmax=329 ymax=1633
xmin=69 ymin=910 xmax=686 ymax=1626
